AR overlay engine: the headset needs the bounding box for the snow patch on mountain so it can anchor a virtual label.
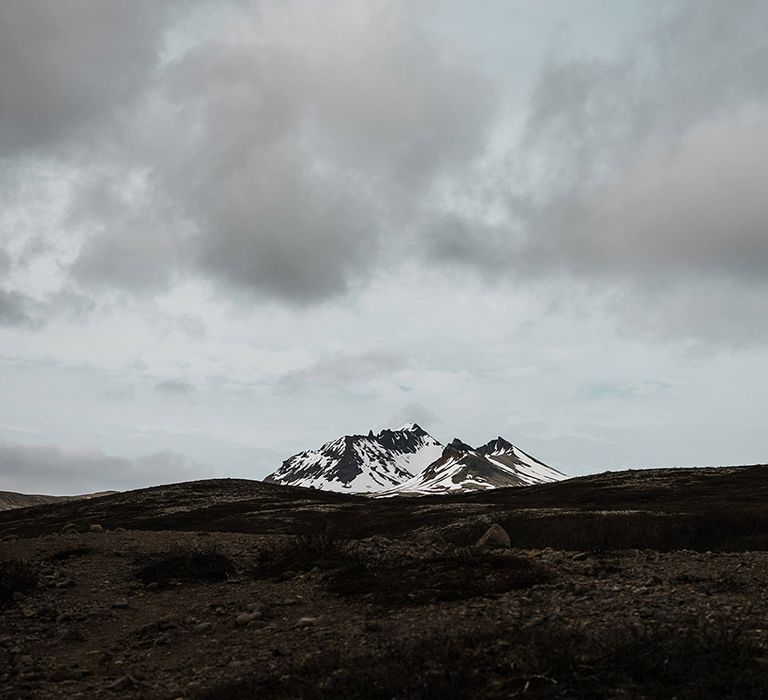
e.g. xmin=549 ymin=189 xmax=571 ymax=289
xmin=266 ymin=426 xmax=565 ymax=495
xmin=264 ymin=424 xmax=443 ymax=493
xmin=380 ymin=436 xmax=565 ymax=496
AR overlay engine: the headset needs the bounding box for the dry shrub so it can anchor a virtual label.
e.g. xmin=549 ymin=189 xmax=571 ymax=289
xmin=135 ymin=547 xmax=235 ymax=587
xmin=0 ymin=559 xmax=38 ymax=608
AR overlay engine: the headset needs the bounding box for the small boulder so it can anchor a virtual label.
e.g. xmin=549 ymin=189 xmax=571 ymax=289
xmin=235 ymin=612 xmax=259 ymax=627
xmin=111 ymin=598 xmax=129 ymax=609
xmin=476 ymin=524 xmax=511 ymax=549
xmin=88 ymin=524 xmax=104 ymax=533
xmin=296 ymin=616 xmax=320 ymax=628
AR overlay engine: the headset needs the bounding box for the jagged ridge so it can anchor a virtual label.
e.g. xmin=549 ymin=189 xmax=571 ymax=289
xmin=265 ymin=426 xmax=565 ymax=494
xmin=263 ymin=424 xmax=443 ymax=493
xmin=381 ymin=436 xmax=565 ymax=495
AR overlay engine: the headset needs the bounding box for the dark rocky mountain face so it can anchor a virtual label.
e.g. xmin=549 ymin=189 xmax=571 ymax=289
xmin=385 ymin=437 xmax=565 ymax=495
xmin=477 ymin=436 xmax=517 ymax=455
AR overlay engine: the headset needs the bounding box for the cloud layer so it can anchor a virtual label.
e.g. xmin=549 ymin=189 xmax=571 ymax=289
xmin=2 ymin=0 xmax=767 ymax=343
xmin=0 ymin=441 xmax=206 ymax=494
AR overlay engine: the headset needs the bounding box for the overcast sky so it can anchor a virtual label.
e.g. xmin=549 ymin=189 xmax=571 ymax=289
xmin=1 ymin=0 xmax=767 ymax=494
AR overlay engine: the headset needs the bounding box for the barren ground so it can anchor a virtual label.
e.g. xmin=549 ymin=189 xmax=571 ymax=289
xmin=2 ymin=466 xmax=768 ymax=698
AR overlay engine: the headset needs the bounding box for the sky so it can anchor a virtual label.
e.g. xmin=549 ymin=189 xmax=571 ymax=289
xmin=1 ymin=0 xmax=767 ymax=494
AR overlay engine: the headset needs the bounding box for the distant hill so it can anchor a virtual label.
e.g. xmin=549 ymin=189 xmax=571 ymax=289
xmin=0 ymin=490 xmax=116 ymax=512
xmin=3 ymin=465 xmax=768 ymax=551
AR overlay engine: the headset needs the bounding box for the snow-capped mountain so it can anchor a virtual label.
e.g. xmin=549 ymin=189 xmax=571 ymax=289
xmin=265 ymin=426 xmax=565 ymax=495
xmin=381 ymin=436 xmax=565 ymax=496
xmin=263 ymin=423 xmax=443 ymax=493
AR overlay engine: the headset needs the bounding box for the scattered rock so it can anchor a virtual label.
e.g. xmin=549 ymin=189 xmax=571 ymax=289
xmin=145 ymin=582 xmax=160 ymax=591
xmin=296 ymin=617 xmax=320 ymax=628
xmin=2 ymin=534 xmax=19 ymax=541
xmin=235 ymin=612 xmax=260 ymax=627
xmin=155 ymin=633 xmax=173 ymax=646
xmin=644 ymin=575 xmax=663 ymax=587
xmin=572 ymin=552 xmax=589 ymax=561
xmin=276 ymin=598 xmax=302 ymax=606
xmin=111 ymin=598 xmax=129 ymax=609
xmin=415 ymin=531 xmax=447 ymax=545
xmin=194 ymin=622 xmax=213 ymax=634
xmin=88 ymin=524 xmax=104 ymax=533
xmin=476 ymin=524 xmax=511 ymax=549
xmin=106 ymin=675 xmax=141 ymax=691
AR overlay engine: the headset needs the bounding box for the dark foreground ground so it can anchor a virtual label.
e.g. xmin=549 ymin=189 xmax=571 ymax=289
xmin=2 ymin=464 xmax=768 ymax=699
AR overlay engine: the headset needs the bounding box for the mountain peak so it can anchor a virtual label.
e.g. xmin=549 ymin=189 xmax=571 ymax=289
xmin=391 ymin=422 xmax=426 ymax=434
xmin=264 ymin=425 xmax=443 ymax=493
xmin=266 ymin=426 xmax=565 ymax=495
xmin=477 ymin=436 xmax=516 ymax=455
xmin=441 ymin=438 xmax=475 ymax=460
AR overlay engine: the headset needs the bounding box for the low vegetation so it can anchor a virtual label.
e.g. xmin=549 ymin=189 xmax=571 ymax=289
xmin=252 ymin=524 xmax=360 ymax=578
xmin=0 ymin=558 xmax=38 ymax=608
xmin=134 ymin=547 xmax=235 ymax=587
xmin=46 ymin=546 xmax=94 ymax=562
xmin=194 ymin=622 xmax=768 ymax=699
xmin=325 ymin=549 xmax=553 ymax=605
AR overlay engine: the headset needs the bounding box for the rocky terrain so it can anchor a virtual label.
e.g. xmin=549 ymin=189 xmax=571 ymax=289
xmin=2 ymin=464 xmax=768 ymax=698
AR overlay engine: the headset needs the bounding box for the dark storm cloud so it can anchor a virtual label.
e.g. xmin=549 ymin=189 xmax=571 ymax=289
xmin=0 ymin=289 xmax=40 ymax=328
xmin=3 ymin=0 xmax=766 ymax=345
xmin=0 ymin=441 xmax=207 ymax=494
xmin=51 ymin=1 xmax=497 ymax=303
xmin=0 ymin=0 xmax=179 ymax=155
xmin=428 ymin=0 xmax=768 ymax=343
xmin=516 ymin=0 xmax=768 ymax=281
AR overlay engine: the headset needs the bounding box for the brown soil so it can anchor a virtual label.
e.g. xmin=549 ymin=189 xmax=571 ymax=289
xmin=2 ymin=529 xmax=768 ymax=699
xmin=3 ymin=466 xmax=768 ymax=698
